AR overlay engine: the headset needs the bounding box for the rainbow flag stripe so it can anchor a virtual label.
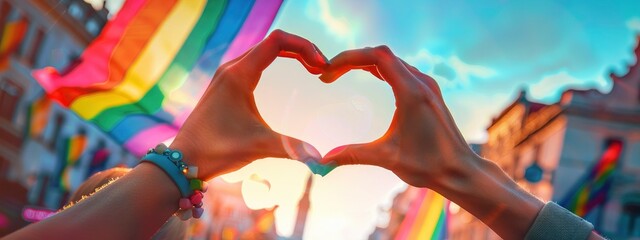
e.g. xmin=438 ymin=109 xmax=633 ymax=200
xmin=60 ymin=135 xmax=88 ymax=191
xmin=560 ymin=140 xmax=623 ymax=217
xmin=0 ymin=17 xmax=28 ymax=70
xmin=25 ymin=96 xmax=52 ymax=139
xmin=395 ymin=189 xmax=448 ymax=240
xmin=34 ymin=0 xmax=283 ymax=157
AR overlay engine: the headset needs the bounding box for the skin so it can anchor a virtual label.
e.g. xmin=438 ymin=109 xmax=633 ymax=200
xmin=318 ymin=46 xmax=603 ymax=240
xmin=6 ymin=30 xmax=602 ymax=240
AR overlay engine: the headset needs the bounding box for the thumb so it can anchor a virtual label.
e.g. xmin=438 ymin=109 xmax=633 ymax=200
xmin=265 ymin=134 xmax=334 ymax=176
xmin=321 ymin=143 xmax=378 ymax=167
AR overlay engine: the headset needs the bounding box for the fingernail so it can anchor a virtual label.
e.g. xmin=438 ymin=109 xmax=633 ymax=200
xmin=301 ymin=142 xmax=322 ymax=160
xmin=325 ymin=145 xmax=347 ymax=158
xmin=305 ymin=157 xmax=336 ymax=177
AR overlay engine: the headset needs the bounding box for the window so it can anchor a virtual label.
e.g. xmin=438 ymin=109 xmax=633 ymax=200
xmin=0 ymin=79 xmax=23 ymax=121
xmin=14 ymin=16 xmax=30 ymax=58
xmin=68 ymin=2 xmax=86 ymax=21
xmin=622 ymin=201 xmax=640 ymax=238
xmin=86 ymin=18 xmax=100 ymax=36
xmin=48 ymin=112 xmax=65 ymax=149
xmin=25 ymin=27 xmax=45 ymax=67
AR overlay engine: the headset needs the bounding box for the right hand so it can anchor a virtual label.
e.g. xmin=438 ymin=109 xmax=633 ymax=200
xmin=319 ymin=46 xmax=482 ymax=189
xmin=171 ymin=30 xmax=328 ymax=180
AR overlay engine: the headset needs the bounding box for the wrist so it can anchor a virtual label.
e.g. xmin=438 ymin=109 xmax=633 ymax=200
xmin=141 ymin=144 xmax=209 ymax=220
xmin=170 ymin=137 xmax=208 ymax=179
xmin=432 ymin=155 xmax=544 ymax=239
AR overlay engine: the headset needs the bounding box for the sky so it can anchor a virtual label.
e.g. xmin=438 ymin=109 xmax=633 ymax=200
xmin=88 ymin=0 xmax=640 ymax=239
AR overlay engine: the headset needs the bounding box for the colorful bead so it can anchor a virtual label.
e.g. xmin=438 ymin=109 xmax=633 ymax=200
xmin=179 ymin=198 xmax=192 ymax=210
xmin=170 ymin=151 xmax=182 ymax=160
xmin=154 ymin=144 xmax=167 ymax=154
xmin=190 ymin=179 xmax=203 ymax=191
xmin=192 ymin=207 xmax=204 ymax=219
xmin=185 ymin=166 xmax=198 ymax=179
xmin=145 ymin=143 xmax=207 ymax=221
xmin=202 ymin=181 xmax=209 ymax=193
xmin=189 ymin=191 xmax=203 ymax=205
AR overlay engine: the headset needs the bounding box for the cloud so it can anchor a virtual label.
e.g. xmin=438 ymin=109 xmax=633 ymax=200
xmin=448 ymin=55 xmax=497 ymax=84
xmin=432 ymin=63 xmax=457 ymax=81
xmin=307 ymin=0 xmax=359 ymax=47
xmin=528 ymin=71 xmax=590 ymax=103
xmin=404 ymin=49 xmax=497 ymax=88
xmin=628 ymin=17 xmax=640 ymax=32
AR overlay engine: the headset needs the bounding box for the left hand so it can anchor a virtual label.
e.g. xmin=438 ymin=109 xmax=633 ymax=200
xmin=170 ymin=30 xmax=329 ymax=180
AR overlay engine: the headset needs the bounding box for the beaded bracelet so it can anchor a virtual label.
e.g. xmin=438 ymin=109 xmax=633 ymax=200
xmin=140 ymin=143 xmax=208 ymax=220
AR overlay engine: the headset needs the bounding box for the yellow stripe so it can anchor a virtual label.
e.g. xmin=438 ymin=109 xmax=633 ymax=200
xmin=71 ymin=0 xmax=206 ymax=119
xmin=414 ymin=193 xmax=445 ymax=239
xmin=407 ymin=191 xmax=434 ymax=239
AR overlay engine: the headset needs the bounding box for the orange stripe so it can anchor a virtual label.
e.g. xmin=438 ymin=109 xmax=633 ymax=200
xmin=50 ymin=0 xmax=177 ymax=105
xmin=0 ymin=19 xmax=28 ymax=69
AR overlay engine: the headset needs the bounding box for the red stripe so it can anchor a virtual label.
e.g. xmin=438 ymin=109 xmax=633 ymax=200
xmin=42 ymin=0 xmax=177 ymax=106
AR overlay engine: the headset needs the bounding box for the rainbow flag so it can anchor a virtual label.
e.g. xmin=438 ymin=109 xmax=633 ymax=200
xmin=25 ymin=96 xmax=52 ymax=139
xmin=33 ymin=0 xmax=283 ymax=157
xmin=0 ymin=17 xmax=28 ymax=70
xmin=560 ymin=140 xmax=623 ymax=217
xmin=59 ymin=135 xmax=88 ymax=191
xmin=86 ymin=147 xmax=111 ymax=179
xmin=394 ymin=188 xmax=448 ymax=240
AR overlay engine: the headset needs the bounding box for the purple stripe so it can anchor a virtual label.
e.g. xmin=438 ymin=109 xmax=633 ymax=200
xmin=124 ymin=124 xmax=178 ymax=157
xmin=220 ymin=0 xmax=283 ymax=62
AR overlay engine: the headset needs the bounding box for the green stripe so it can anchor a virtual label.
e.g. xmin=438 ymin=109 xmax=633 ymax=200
xmin=92 ymin=0 xmax=228 ymax=130
xmin=431 ymin=206 xmax=447 ymax=240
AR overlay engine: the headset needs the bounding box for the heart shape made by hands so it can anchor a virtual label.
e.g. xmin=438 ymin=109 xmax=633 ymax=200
xmin=254 ymin=57 xmax=394 ymax=177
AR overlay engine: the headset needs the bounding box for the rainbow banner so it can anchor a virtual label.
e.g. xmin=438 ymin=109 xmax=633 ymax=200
xmin=394 ymin=188 xmax=448 ymax=240
xmin=25 ymin=96 xmax=52 ymax=139
xmin=59 ymin=135 xmax=88 ymax=191
xmin=560 ymin=140 xmax=623 ymax=217
xmin=86 ymin=146 xmax=111 ymax=179
xmin=0 ymin=17 xmax=28 ymax=70
xmin=33 ymin=0 xmax=283 ymax=157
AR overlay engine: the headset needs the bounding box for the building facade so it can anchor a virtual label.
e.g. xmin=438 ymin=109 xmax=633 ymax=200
xmin=0 ymin=0 xmax=140 ymax=236
xmin=0 ymin=1 xmax=317 ymax=238
xmin=449 ymin=38 xmax=640 ymax=239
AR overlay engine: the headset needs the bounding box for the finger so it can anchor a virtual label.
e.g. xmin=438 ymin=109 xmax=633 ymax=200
xmin=319 ymin=46 xmax=418 ymax=96
xmin=236 ymin=29 xmax=328 ymax=76
xmin=398 ymin=58 xmax=442 ymax=97
xmin=320 ymin=143 xmax=382 ymax=168
xmin=279 ymin=44 xmax=327 ymax=75
xmin=363 ymin=66 xmax=384 ymax=81
xmin=263 ymin=133 xmax=335 ymax=176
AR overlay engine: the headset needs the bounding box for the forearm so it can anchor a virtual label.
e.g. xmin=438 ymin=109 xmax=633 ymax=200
xmin=6 ymin=163 xmax=180 ymax=240
xmin=432 ymin=155 xmax=544 ymax=240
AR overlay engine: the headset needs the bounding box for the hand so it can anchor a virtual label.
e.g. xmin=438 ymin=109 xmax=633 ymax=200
xmin=171 ymin=30 xmax=328 ymax=180
xmin=319 ymin=46 xmax=548 ymax=240
xmin=319 ymin=46 xmax=481 ymax=190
